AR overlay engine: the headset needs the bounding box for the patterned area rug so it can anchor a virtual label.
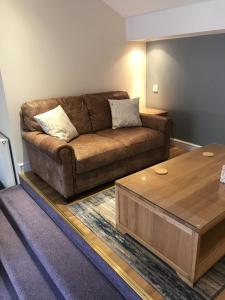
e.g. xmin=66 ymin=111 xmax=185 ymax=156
xmin=69 ymin=187 xmax=225 ymax=300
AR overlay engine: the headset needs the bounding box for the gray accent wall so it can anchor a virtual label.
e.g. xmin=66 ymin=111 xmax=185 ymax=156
xmin=146 ymin=34 xmax=225 ymax=145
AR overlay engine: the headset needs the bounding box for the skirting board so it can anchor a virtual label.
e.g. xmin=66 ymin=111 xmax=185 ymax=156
xmin=18 ymin=162 xmax=31 ymax=173
xmin=171 ymin=138 xmax=201 ymax=151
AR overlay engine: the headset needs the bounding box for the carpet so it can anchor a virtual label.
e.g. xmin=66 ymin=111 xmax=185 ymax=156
xmin=20 ymin=176 xmax=140 ymax=299
xmin=69 ymin=187 xmax=225 ymax=300
xmin=1 ymin=185 xmax=130 ymax=300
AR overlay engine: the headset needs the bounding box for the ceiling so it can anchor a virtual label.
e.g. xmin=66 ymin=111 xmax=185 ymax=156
xmin=103 ymin=0 xmax=209 ymax=17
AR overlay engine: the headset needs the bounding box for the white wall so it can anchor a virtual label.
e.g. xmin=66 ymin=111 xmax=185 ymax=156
xmin=0 ymin=0 xmax=146 ymax=170
xmin=126 ymin=0 xmax=225 ymax=41
xmin=0 ymin=73 xmax=11 ymax=138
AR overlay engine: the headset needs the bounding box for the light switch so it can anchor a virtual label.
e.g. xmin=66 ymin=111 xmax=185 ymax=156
xmin=153 ymin=84 xmax=158 ymax=93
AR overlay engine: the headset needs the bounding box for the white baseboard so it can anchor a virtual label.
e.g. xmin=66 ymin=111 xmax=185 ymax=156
xmin=171 ymin=138 xmax=201 ymax=151
xmin=18 ymin=162 xmax=31 ymax=173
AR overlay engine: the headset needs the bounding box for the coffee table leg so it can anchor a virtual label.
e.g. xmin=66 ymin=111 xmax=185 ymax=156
xmin=116 ymin=224 xmax=127 ymax=235
xmin=176 ymin=271 xmax=194 ymax=287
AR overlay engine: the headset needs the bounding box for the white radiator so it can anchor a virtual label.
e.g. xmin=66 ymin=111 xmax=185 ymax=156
xmin=0 ymin=133 xmax=16 ymax=187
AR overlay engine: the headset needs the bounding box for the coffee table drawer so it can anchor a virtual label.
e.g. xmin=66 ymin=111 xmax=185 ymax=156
xmin=116 ymin=186 xmax=197 ymax=279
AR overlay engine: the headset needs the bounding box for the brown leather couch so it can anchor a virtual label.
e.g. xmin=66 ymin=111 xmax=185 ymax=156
xmin=21 ymin=91 xmax=172 ymax=199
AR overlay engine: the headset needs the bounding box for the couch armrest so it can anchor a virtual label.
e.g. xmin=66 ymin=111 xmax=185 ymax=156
xmin=140 ymin=114 xmax=173 ymax=160
xmin=140 ymin=114 xmax=172 ymax=133
xmin=22 ymin=131 xmax=74 ymax=161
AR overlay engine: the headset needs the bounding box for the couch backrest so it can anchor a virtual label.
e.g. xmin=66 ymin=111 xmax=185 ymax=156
xmin=21 ymin=91 xmax=129 ymax=134
xmin=84 ymin=91 xmax=129 ymax=132
xmin=21 ymin=96 xmax=92 ymax=134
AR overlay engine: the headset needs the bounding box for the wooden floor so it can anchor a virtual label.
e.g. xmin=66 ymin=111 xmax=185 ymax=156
xmin=169 ymin=145 xmax=187 ymax=158
xmin=20 ymin=147 xmax=225 ymax=300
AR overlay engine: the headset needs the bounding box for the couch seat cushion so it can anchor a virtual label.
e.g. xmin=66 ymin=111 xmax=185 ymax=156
xmin=69 ymin=134 xmax=126 ymax=174
xmin=97 ymin=127 xmax=164 ymax=157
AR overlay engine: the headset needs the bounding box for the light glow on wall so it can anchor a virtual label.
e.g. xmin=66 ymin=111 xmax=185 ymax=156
xmin=128 ymin=48 xmax=146 ymax=107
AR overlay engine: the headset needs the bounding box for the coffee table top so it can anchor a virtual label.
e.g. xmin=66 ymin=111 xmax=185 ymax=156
xmin=116 ymin=144 xmax=225 ymax=232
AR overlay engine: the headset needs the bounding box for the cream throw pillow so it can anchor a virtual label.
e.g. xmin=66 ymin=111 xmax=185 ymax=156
xmin=34 ymin=105 xmax=79 ymax=142
xmin=108 ymin=98 xmax=142 ymax=129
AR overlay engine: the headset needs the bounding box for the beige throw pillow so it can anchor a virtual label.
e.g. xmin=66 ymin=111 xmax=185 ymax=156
xmin=109 ymin=98 xmax=142 ymax=129
xmin=34 ymin=105 xmax=79 ymax=142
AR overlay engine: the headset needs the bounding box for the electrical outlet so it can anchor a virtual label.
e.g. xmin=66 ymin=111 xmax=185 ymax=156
xmin=153 ymin=84 xmax=158 ymax=93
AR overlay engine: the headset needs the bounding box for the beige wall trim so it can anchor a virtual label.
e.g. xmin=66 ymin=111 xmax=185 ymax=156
xmin=18 ymin=162 xmax=31 ymax=173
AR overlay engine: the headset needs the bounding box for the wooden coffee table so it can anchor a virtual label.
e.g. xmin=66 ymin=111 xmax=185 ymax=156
xmin=116 ymin=144 xmax=225 ymax=286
